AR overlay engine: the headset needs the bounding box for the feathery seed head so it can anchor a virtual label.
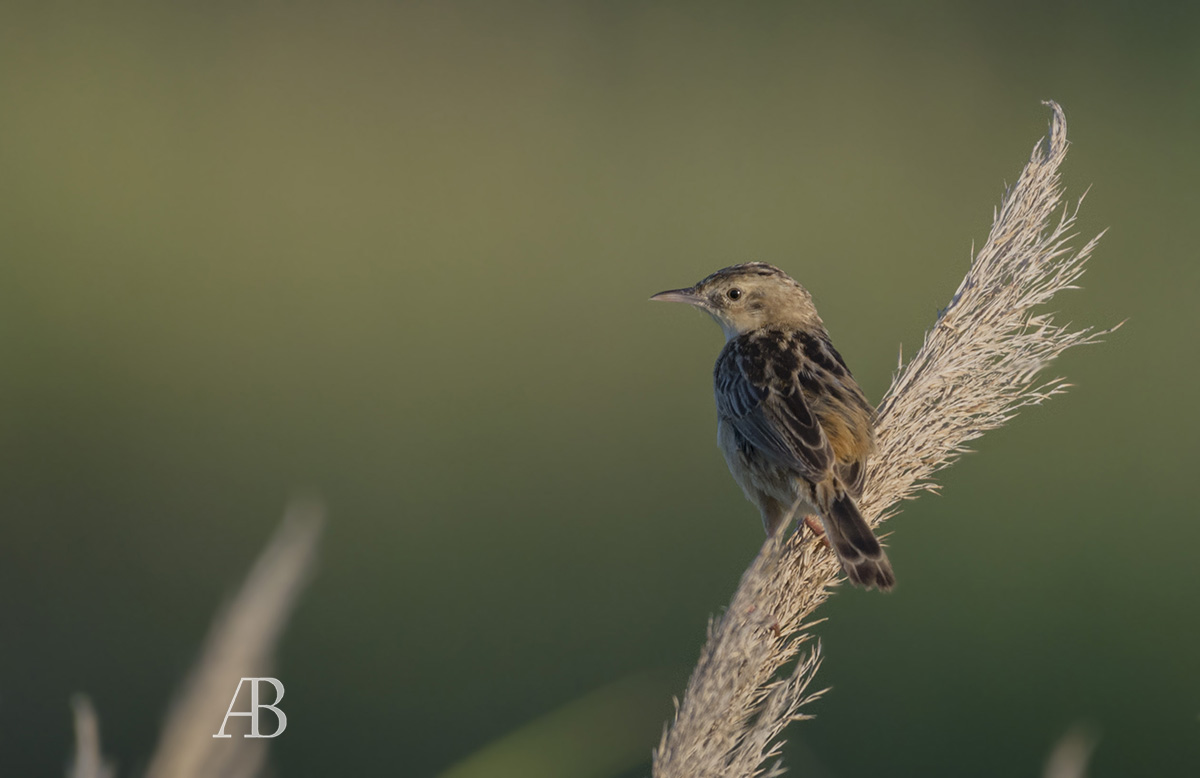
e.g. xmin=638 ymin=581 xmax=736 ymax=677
xmin=652 ymin=102 xmax=1116 ymax=778
xmin=651 ymin=262 xmax=821 ymax=340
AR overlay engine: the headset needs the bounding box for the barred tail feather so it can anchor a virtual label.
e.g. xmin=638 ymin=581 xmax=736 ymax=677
xmin=821 ymin=488 xmax=895 ymax=591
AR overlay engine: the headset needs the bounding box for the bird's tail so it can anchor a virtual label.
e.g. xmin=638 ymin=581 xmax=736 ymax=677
xmin=817 ymin=483 xmax=895 ymax=591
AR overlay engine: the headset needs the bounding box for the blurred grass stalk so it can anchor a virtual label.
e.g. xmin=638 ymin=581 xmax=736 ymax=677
xmin=69 ymin=500 xmax=323 ymax=778
xmin=1044 ymin=724 xmax=1099 ymax=778
xmin=435 ymin=674 xmax=672 ymax=778
xmin=653 ymin=102 xmax=1117 ymax=778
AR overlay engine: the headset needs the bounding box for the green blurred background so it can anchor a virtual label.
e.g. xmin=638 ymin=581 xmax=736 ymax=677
xmin=1 ymin=1 xmax=1197 ymax=776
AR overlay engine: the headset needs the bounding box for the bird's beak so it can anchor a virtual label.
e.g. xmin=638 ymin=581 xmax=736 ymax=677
xmin=650 ymin=287 xmax=705 ymax=307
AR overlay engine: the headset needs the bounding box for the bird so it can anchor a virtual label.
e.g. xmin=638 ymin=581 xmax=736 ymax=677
xmin=651 ymin=262 xmax=895 ymax=590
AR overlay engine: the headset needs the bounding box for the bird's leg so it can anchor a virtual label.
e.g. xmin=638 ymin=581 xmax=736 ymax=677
xmin=760 ymin=495 xmax=796 ymax=536
xmin=803 ymin=514 xmax=831 ymax=549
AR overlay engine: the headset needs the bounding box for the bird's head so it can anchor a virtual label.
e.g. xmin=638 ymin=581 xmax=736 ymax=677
xmin=651 ymin=262 xmax=821 ymax=340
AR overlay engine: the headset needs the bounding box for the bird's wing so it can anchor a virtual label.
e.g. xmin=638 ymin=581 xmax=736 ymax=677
xmin=837 ymin=458 xmax=866 ymax=500
xmin=715 ymin=342 xmax=834 ymax=483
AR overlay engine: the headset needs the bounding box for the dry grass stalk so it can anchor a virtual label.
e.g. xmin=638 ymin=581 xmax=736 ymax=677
xmin=1043 ymin=725 xmax=1098 ymax=778
xmin=652 ymin=101 xmax=1116 ymax=778
xmin=68 ymin=695 xmax=115 ymax=778
xmin=143 ymin=499 xmax=322 ymax=778
xmin=69 ymin=500 xmax=323 ymax=778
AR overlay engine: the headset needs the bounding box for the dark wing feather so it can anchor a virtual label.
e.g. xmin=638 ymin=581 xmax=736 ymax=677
xmin=715 ymin=340 xmax=834 ymax=483
xmin=836 ymin=458 xmax=866 ymax=499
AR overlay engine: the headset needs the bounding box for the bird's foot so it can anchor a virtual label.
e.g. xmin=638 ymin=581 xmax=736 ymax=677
xmin=803 ymin=514 xmax=830 ymax=549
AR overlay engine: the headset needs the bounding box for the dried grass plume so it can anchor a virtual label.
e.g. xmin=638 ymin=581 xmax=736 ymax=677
xmin=68 ymin=500 xmax=323 ymax=778
xmin=652 ymin=101 xmax=1116 ymax=778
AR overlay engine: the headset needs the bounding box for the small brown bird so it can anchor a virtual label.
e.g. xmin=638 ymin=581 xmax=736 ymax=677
xmin=652 ymin=262 xmax=895 ymax=590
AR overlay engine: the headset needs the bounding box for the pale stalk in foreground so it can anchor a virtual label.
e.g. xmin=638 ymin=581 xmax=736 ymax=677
xmin=69 ymin=500 xmax=323 ymax=778
xmin=653 ymin=101 xmax=1116 ymax=778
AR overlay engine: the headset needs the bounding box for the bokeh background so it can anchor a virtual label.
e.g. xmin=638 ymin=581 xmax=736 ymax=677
xmin=1 ymin=2 xmax=1197 ymax=776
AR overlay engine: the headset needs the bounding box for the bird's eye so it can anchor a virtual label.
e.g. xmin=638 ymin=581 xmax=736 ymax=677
xmin=727 ymin=288 xmax=743 ymax=301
